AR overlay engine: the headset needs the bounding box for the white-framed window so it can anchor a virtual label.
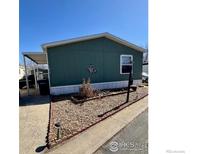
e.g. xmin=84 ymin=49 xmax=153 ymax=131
xmin=120 ymin=55 xmax=133 ymax=74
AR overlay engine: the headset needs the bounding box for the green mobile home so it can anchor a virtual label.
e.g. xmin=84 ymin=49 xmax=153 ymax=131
xmin=43 ymin=33 xmax=144 ymax=95
xmin=24 ymin=33 xmax=144 ymax=95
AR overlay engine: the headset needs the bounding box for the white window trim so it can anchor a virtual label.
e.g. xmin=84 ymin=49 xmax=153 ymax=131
xmin=120 ymin=54 xmax=133 ymax=74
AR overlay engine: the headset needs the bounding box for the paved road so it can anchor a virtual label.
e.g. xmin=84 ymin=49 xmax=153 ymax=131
xmin=19 ymin=96 xmax=50 ymax=154
xmin=94 ymin=109 xmax=148 ymax=154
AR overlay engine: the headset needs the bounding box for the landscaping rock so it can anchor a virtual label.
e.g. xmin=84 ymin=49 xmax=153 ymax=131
xmin=47 ymin=86 xmax=148 ymax=147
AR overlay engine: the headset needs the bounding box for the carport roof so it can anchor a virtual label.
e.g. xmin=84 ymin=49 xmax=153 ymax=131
xmin=23 ymin=52 xmax=47 ymax=64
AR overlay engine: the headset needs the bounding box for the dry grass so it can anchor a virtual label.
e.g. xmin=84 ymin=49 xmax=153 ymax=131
xmin=79 ymin=78 xmax=95 ymax=98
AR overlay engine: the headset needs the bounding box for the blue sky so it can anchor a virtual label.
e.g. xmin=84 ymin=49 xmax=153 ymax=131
xmin=19 ymin=0 xmax=148 ymax=64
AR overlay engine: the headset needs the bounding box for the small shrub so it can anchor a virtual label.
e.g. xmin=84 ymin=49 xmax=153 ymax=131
xmin=79 ymin=78 xmax=95 ymax=98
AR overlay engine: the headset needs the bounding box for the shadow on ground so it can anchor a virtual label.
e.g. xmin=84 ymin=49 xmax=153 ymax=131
xmin=35 ymin=145 xmax=47 ymax=153
xmin=19 ymin=95 xmax=50 ymax=106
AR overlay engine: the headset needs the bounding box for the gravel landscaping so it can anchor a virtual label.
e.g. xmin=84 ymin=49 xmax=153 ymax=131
xmin=47 ymin=86 xmax=148 ymax=148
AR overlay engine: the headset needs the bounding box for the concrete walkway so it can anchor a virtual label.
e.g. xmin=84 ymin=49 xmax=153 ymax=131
xmin=94 ymin=109 xmax=148 ymax=154
xmin=47 ymin=96 xmax=148 ymax=154
xmin=19 ymin=98 xmax=50 ymax=154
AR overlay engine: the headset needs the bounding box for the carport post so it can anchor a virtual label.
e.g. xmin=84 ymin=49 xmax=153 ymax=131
xmin=36 ymin=65 xmax=39 ymax=80
xmin=33 ymin=62 xmax=38 ymax=95
xmin=23 ymin=55 xmax=29 ymax=95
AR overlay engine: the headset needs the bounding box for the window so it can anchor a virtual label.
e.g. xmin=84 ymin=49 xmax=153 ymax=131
xmin=120 ymin=55 xmax=133 ymax=74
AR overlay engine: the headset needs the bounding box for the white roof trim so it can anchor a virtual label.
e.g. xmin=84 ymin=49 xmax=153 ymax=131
xmin=41 ymin=32 xmax=145 ymax=52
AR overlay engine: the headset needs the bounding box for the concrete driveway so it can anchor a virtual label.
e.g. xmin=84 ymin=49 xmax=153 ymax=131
xmin=19 ymin=96 xmax=50 ymax=154
xmin=94 ymin=109 xmax=148 ymax=154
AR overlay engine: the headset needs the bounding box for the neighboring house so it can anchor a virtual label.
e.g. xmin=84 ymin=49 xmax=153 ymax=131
xmin=24 ymin=33 xmax=145 ymax=95
xmin=19 ymin=65 xmax=32 ymax=79
xmin=19 ymin=65 xmax=25 ymax=79
xmin=30 ymin=68 xmax=48 ymax=80
xmin=19 ymin=64 xmax=39 ymax=78
xmin=19 ymin=64 xmax=48 ymax=80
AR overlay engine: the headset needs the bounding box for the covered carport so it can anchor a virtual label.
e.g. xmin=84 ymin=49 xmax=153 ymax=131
xmin=22 ymin=52 xmax=49 ymax=96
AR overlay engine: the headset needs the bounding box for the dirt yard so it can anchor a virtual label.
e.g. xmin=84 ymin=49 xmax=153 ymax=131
xmin=47 ymin=86 xmax=148 ymax=147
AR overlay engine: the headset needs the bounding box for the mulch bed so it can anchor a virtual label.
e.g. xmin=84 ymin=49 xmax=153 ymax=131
xmin=47 ymin=86 xmax=148 ymax=148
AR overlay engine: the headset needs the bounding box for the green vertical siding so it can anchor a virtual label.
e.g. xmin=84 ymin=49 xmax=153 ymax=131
xmin=47 ymin=37 xmax=143 ymax=87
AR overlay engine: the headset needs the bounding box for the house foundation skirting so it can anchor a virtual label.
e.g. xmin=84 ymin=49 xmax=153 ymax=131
xmin=50 ymin=80 xmax=142 ymax=95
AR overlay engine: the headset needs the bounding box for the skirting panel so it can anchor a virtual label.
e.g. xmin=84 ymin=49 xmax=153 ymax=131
xmin=50 ymin=80 xmax=142 ymax=95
